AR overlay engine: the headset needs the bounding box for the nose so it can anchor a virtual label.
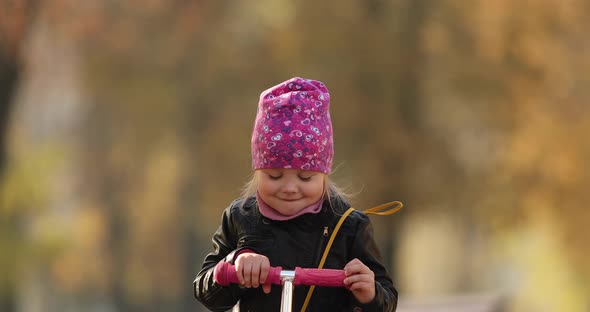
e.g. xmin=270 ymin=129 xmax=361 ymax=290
xmin=281 ymin=178 xmax=298 ymax=194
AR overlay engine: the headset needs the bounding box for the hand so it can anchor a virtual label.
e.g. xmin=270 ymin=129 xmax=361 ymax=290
xmin=343 ymin=258 xmax=375 ymax=304
xmin=234 ymin=252 xmax=271 ymax=294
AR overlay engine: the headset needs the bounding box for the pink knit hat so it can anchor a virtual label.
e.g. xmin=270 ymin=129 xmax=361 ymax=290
xmin=251 ymin=77 xmax=334 ymax=173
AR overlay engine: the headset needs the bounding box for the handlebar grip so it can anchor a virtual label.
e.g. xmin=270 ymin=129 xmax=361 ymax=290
xmin=214 ymin=262 xmax=239 ymax=286
xmin=213 ymin=262 xmax=283 ymax=286
xmin=294 ymin=267 xmax=346 ymax=287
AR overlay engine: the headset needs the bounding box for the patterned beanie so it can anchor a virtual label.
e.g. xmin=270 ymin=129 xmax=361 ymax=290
xmin=251 ymin=77 xmax=334 ymax=174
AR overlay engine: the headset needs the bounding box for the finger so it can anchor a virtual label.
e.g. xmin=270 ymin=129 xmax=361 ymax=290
xmin=348 ymin=281 xmax=374 ymax=291
xmin=344 ymin=258 xmax=361 ymax=271
xmin=242 ymin=262 xmax=252 ymax=287
xmin=344 ymin=273 xmax=373 ymax=286
xmin=263 ymin=283 xmax=272 ymax=294
xmin=345 ymin=264 xmax=362 ymax=276
xmin=344 ymin=258 xmax=362 ymax=269
xmin=345 ymin=264 xmax=370 ymax=276
xmin=235 ymin=262 xmax=245 ymax=285
xmin=250 ymin=261 xmax=261 ymax=288
xmin=259 ymin=258 xmax=270 ymax=285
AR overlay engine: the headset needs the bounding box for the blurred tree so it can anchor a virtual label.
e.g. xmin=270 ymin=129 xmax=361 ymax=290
xmin=2 ymin=0 xmax=590 ymax=311
xmin=395 ymin=1 xmax=590 ymax=310
xmin=0 ymin=1 xmax=39 ymax=311
xmin=0 ymin=0 xmax=39 ymax=174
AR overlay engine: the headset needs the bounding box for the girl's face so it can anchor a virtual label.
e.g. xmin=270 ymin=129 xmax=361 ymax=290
xmin=257 ymin=168 xmax=325 ymax=216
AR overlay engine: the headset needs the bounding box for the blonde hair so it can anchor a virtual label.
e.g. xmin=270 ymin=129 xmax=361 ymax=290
xmin=239 ymin=170 xmax=350 ymax=213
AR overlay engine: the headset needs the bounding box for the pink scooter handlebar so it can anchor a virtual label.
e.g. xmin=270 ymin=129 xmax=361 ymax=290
xmin=214 ymin=262 xmax=346 ymax=288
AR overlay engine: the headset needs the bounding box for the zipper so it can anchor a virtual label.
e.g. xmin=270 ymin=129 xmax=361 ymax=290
xmin=312 ymin=225 xmax=329 ymax=267
xmin=237 ymin=235 xmax=272 ymax=247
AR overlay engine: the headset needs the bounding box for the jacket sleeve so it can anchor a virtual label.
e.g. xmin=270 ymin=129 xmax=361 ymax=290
xmin=349 ymin=212 xmax=398 ymax=312
xmin=193 ymin=202 xmax=244 ymax=311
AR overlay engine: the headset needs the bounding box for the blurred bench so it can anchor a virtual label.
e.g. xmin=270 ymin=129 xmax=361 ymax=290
xmin=397 ymin=293 xmax=506 ymax=312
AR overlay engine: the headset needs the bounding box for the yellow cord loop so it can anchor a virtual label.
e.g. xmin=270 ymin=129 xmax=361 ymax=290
xmin=301 ymin=201 xmax=403 ymax=312
xmin=363 ymin=201 xmax=403 ymax=216
xmin=301 ymin=207 xmax=355 ymax=312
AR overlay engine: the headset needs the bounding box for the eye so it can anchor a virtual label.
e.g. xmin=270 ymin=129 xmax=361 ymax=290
xmin=298 ymin=175 xmax=312 ymax=181
xmin=268 ymin=174 xmax=282 ymax=180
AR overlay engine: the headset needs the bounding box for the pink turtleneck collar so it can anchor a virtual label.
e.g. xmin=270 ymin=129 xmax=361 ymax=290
xmin=256 ymin=192 xmax=323 ymax=221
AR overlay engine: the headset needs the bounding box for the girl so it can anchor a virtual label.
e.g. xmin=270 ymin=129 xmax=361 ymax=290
xmin=194 ymin=77 xmax=398 ymax=311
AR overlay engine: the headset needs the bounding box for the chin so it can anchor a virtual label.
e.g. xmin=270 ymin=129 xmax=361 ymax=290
xmin=275 ymin=202 xmax=305 ymax=215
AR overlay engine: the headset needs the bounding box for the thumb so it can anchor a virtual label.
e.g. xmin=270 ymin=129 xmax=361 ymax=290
xmin=263 ymin=283 xmax=271 ymax=294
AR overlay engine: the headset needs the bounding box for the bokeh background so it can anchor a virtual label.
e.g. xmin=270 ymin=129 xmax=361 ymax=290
xmin=1 ymin=1 xmax=589 ymax=311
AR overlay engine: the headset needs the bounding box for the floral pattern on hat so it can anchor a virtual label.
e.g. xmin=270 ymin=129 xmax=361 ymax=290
xmin=251 ymin=77 xmax=334 ymax=173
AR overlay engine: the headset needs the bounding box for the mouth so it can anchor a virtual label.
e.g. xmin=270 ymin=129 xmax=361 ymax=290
xmin=280 ymin=198 xmax=301 ymax=202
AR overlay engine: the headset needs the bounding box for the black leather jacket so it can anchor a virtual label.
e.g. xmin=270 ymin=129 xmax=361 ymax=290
xmin=194 ymin=196 xmax=398 ymax=312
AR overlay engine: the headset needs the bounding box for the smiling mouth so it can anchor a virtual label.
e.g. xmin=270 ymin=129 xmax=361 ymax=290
xmin=281 ymin=198 xmax=301 ymax=202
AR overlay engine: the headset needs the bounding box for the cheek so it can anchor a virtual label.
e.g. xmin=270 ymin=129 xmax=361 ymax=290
xmin=303 ymin=180 xmax=324 ymax=199
xmin=258 ymin=180 xmax=278 ymax=196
